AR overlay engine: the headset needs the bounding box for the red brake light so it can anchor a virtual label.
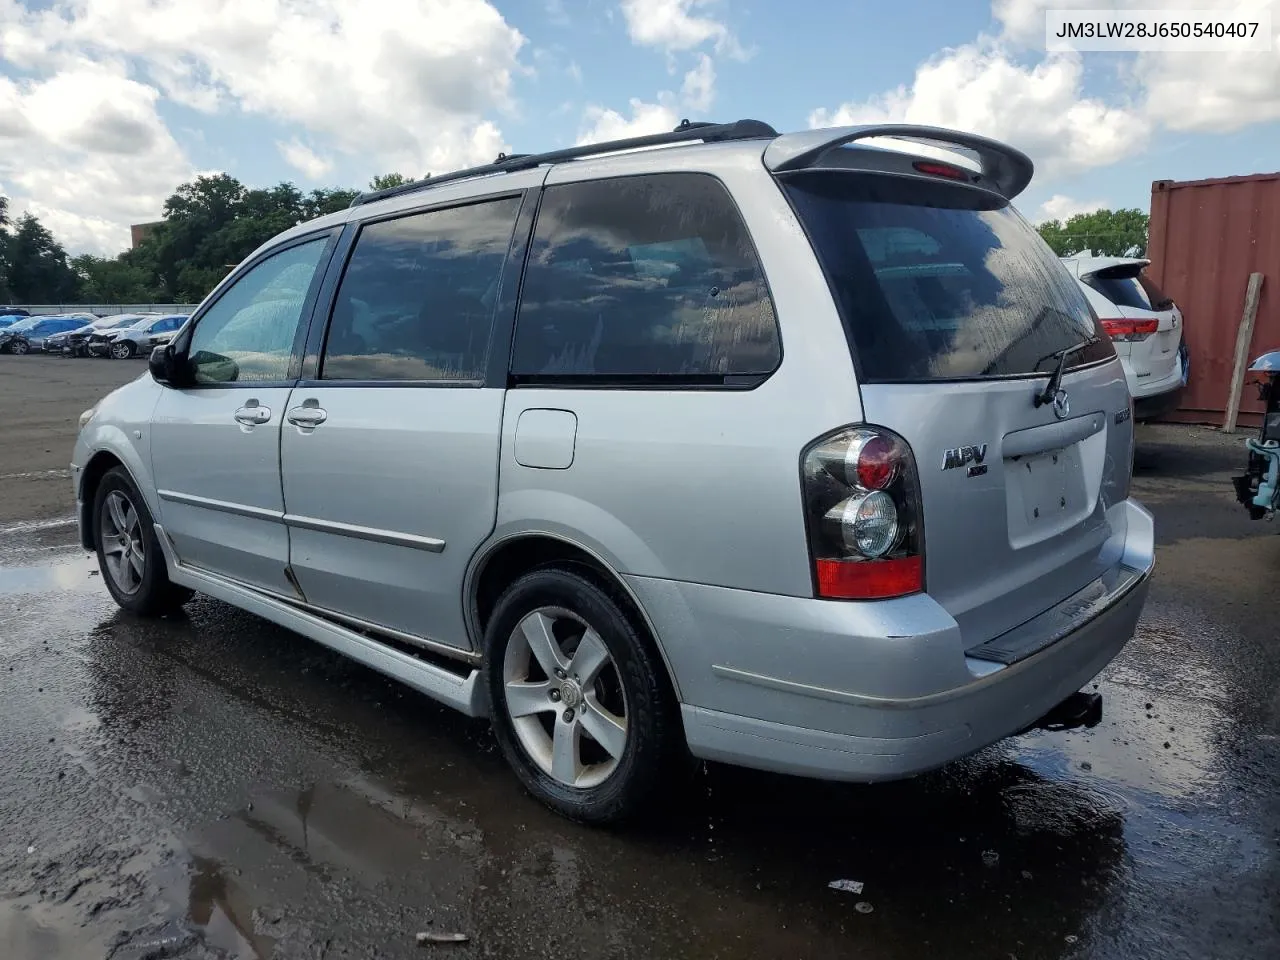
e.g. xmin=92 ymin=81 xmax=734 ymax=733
xmin=802 ymin=426 xmax=924 ymax=601
xmin=856 ymin=434 xmax=900 ymax=490
xmin=1100 ymin=317 xmax=1158 ymax=341
xmin=913 ymin=160 xmax=969 ymax=181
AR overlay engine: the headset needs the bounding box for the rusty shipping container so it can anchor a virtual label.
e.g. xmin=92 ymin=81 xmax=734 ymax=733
xmin=1146 ymin=172 xmax=1280 ymax=427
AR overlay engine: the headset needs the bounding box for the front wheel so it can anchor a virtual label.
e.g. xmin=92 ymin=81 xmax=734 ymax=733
xmin=10 ymin=339 xmax=28 ymax=355
xmin=94 ymin=466 xmax=193 ymax=615
xmin=484 ymin=567 xmax=684 ymax=824
xmin=110 ymin=341 xmax=135 ymax=359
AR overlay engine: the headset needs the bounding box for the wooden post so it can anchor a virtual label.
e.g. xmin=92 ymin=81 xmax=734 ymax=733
xmin=1223 ymin=272 xmax=1265 ymax=434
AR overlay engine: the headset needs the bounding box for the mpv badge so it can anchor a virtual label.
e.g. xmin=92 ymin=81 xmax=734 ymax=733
xmin=942 ymin=443 xmax=987 ymax=472
xmin=1051 ymin=389 xmax=1070 ymax=420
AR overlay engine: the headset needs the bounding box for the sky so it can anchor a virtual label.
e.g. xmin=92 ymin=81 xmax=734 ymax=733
xmin=1 ymin=0 xmax=1278 ymax=257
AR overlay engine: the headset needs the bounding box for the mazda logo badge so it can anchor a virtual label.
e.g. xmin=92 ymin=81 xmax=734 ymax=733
xmin=1052 ymin=389 xmax=1070 ymax=420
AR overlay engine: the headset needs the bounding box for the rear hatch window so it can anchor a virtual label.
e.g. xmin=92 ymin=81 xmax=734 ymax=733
xmin=780 ymin=173 xmax=1115 ymax=382
xmin=1082 ymin=263 xmax=1173 ymax=312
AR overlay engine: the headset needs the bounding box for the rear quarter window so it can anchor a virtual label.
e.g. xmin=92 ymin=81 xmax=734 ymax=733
xmin=510 ymin=172 xmax=780 ymax=384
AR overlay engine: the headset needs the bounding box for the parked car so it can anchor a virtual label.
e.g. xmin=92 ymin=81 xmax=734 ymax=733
xmin=0 ymin=314 xmax=89 ymax=354
xmin=72 ymin=119 xmax=1155 ymax=824
xmin=0 ymin=307 xmax=30 ymax=319
xmin=1232 ymin=350 xmax=1280 ymax=519
xmin=47 ymin=314 xmax=149 ymax=357
xmin=1062 ymin=256 xmax=1188 ymax=421
xmin=0 ymin=315 xmax=26 ymax=329
xmin=88 ymin=314 xmax=188 ymax=358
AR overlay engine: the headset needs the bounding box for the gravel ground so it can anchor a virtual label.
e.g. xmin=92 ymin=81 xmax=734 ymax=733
xmin=0 ymin=354 xmax=146 ymax=525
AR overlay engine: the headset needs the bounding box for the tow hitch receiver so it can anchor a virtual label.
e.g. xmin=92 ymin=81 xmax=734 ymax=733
xmin=1033 ymin=691 xmax=1103 ymax=732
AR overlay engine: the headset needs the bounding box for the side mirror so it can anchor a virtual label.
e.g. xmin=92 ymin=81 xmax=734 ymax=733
xmin=149 ymin=344 xmax=177 ymax=385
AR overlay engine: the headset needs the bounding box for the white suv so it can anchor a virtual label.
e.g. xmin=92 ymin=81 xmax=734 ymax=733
xmin=1063 ymin=256 xmax=1188 ymax=421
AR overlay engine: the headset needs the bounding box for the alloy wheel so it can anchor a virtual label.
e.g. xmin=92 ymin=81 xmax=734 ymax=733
xmin=110 ymin=341 xmax=132 ymax=359
xmin=501 ymin=606 xmax=629 ymax=789
xmin=100 ymin=490 xmax=145 ymax=595
xmin=11 ymin=339 xmax=28 ymax=355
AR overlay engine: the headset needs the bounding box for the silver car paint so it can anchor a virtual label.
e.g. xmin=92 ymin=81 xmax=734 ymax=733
xmin=150 ymin=384 xmax=300 ymax=596
xmin=280 ymin=384 xmax=508 ymax=652
xmin=485 ymin=143 xmax=862 ymax=596
xmin=72 ymin=131 xmax=1156 ymax=782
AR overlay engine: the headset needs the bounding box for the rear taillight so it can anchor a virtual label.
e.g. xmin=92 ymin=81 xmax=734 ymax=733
xmin=1100 ymin=317 xmax=1158 ymax=341
xmin=802 ymin=426 xmax=924 ymax=600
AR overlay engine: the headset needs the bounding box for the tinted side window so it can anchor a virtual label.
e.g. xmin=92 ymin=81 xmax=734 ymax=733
xmin=511 ymin=173 xmax=780 ymax=381
xmin=321 ymin=196 xmax=522 ymax=382
xmin=187 ymin=236 xmax=330 ymax=384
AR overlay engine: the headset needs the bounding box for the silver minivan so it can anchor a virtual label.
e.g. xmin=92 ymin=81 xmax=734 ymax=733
xmin=72 ymin=119 xmax=1155 ymax=823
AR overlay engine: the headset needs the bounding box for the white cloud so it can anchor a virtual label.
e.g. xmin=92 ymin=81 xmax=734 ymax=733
xmin=680 ymin=54 xmax=715 ymax=113
xmin=277 ymin=139 xmax=333 ymax=180
xmin=810 ymin=0 xmax=1280 ymax=193
xmin=994 ymin=0 xmax=1280 ymax=133
xmin=1035 ymin=194 xmax=1108 ymax=223
xmin=0 ymin=0 xmax=529 ymax=253
xmin=1137 ymin=0 xmax=1280 ymax=133
xmin=620 ymin=0 xmax=726 ymax=51
xmin=809 ymin=42 xmax=1148 ymax=180
xmin=577 ymin=46 xmax=718 ymax=147
xmin=619 ymin=0 xmax=744 ymax=58
xmin=577 ymin=97 xmax=680 ymax=145
xmin=0 ymin=64 xmax=194 ymax=255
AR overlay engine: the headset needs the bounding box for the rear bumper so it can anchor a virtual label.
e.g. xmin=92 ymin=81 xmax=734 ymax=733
xmin=629 ymin=498 xmax=1155 ymax=781
xmin=1127 ymin=346 xmax=1188 ymax=421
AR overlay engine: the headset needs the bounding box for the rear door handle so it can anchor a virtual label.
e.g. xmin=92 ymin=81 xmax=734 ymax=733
xmin=234 ymin=401 xmax=272 ymax=426
xmin=287 ymin=402 xmax=328 ymax=427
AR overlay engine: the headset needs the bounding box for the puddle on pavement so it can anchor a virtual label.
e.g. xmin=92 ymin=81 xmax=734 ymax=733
xmin=0 ymin=554 xmax=101 ymax=596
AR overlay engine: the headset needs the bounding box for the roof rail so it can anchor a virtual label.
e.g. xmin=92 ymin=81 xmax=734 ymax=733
xmin=762 ymin=123 xmax=1035 ymax=199
xmin=349 ymin=118 xmax=779 ymax=208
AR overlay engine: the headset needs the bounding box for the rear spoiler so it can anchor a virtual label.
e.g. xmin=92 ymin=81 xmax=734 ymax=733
xmin=762 ymin=124 xmax=1034 ymax=199
xmin=1079 ymin=259 xmax=1151 ymax=279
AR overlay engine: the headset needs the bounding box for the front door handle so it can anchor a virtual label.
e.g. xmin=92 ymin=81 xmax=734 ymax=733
xmin=234 ymin=401 xmax=272 ymax=426
xmin=287 ymin=401 xmax=328 ymax=427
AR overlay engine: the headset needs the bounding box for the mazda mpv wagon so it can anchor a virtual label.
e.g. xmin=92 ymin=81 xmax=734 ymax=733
xmin=72 ymin=119 xmax=1154 ymax=823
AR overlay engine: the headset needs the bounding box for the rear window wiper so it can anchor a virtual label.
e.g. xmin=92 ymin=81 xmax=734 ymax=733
xmin=1033 ymin=335 xmax=1101 ymax=409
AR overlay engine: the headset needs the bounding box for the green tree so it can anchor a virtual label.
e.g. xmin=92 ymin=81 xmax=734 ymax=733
xmin=72 ymin=254 xmax=160 ymax=303
xmin=368 ymin=172 xmax=416 ymax=191
xmin=304 ymin=187 xmax=359 ymax=218
xmin=5 ymin=213 xmax=82 ymax=303
xmin=1037 ymin=208 xmax=1149 ymax=257
xmin=0 ymin=195 xmax=11 ymax=302
xmin=150 ymin=173 xmax=248 ymax=300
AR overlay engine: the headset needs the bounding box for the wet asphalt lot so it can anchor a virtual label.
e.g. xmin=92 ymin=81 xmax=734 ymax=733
xmin=1 ymin=354 xmax=1278 ymax=959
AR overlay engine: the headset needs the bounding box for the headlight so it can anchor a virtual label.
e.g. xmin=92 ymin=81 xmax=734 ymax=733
xmin=78 ymin=405 xmax=99 ymax=430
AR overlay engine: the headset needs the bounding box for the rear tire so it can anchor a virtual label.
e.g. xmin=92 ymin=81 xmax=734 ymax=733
xmin=483 ymin=567 xmax=684 ymax=824
xmin=93 ymin=466 xmax=193 ymax=615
